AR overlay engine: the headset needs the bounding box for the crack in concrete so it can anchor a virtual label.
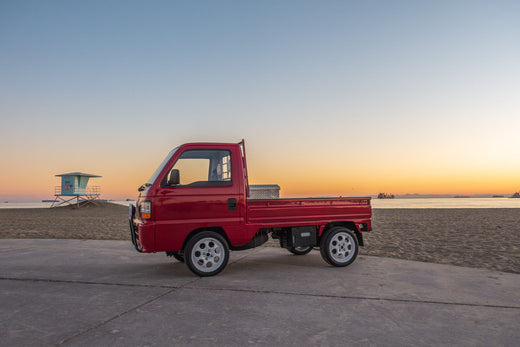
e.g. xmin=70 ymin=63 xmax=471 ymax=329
xmin=188 ymin=286 xmax=520 ymax=311
xmin=2 ymin=276 xmax=519 ymax=311
xmin=0 ymin=276 xmax=179 ymax=289
xmin=48 ymin=276 xmax=202 ymax=346
xmin=52 ymin=286 xmax=178 ymax=346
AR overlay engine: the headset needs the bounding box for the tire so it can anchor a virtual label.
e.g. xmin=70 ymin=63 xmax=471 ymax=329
xmin=320 ymin=227 xmax=359 ymax=267
xmin=288 ymin=246 xmax=313 ymax=255
xmin=185 ymin=231 xmax=229 ymax=277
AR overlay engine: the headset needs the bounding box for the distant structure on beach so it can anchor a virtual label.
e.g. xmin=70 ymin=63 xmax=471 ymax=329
xmin=511 ymin=192 xmax=520 ymax=198
xmin=51 ymin=172 xmax=102 ymax=208
xmin=377 ymin=192 xmax=395 ymax=199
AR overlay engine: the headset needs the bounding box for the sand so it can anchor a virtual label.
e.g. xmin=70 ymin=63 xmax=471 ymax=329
xmin=1 ymin=203 xmax=518 ymax=274
xmin=0 ymin=202 xmax=129 ymax=241
xmin=365 ymin=209 xmax=520 ymax=274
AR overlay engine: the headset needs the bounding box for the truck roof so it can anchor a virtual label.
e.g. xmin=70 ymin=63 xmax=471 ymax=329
xmin=179 ymin=141 xmax=240 ymax=147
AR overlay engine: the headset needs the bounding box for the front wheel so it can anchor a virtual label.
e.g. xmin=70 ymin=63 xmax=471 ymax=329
xmin=320 ymin=227 xmax=358 ymax=267
xmin=185 ymin=231 xmax=229 ymax=277
xmin=288 ymin=246 xmax=313 ymax=255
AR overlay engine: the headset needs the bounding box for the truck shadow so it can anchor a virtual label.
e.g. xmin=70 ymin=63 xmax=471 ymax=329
xmin=229 ymin=251 xmax=328 ymax=269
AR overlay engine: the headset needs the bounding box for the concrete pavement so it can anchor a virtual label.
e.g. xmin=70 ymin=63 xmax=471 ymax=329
xmin=1 ymin=239 xmax=519 ymax=346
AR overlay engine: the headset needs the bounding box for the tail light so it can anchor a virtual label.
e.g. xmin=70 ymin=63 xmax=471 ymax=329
xmin=139 ymin=201 xmax=152 ymax=220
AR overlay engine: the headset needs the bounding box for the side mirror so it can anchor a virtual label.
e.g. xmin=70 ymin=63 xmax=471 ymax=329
xmin=168 ymin=169 xmax=180 ymax=186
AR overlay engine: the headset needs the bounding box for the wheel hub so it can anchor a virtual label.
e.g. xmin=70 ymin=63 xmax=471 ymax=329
xmin=191 ymin=237 xmax=224 ymax=272
xmin=329 ymin=232 xmax=354 ymax=263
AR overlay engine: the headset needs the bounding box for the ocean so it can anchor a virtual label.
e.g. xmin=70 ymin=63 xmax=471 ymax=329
xmin=371 ymin=197 xmax=520 ymax=209
xmin=0 ymin=200 xmax=134 ymax=209
xmin=1 ymin=198 xmax=520 ymax=209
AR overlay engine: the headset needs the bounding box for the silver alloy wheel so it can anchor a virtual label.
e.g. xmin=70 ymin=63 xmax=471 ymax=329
xmin=328 ymin=232 xmax=355 ymax=263
xmin=190 ymin=237 xmax=225 ymax=273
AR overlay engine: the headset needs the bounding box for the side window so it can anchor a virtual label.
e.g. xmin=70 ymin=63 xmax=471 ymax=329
xmin=165 ymin=149 xmax=232 ymax=187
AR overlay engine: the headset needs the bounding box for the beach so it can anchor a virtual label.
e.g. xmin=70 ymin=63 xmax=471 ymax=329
xmin=1 ymin=203 xmax=518 ymax=274
xmin=364 ymin=208 xmax=520 ymax=274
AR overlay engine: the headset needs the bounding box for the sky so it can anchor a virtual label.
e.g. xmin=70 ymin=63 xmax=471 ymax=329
xmin=1 ymin=0 xmax=519 ymax=201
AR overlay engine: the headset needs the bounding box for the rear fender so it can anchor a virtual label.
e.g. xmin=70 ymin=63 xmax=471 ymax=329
xmin=322 ymin=222 xmax=364 ymax=247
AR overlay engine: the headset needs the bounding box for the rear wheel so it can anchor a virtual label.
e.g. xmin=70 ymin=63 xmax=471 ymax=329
xmin=288 ymin=246 xmax=313 ymax=255
xmin=185 ymin=231 xmax=229 ymax=277
xmin=320 ymin=227 xmax=358 ymax=267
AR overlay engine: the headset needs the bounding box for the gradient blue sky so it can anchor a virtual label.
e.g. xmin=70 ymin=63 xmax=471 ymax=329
xmin=1 ymin=0 xmax=519 ymax=200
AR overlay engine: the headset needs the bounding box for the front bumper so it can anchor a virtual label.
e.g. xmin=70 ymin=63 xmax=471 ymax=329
xmin=129 ymin=204 xmax=142 ymax=252
xmin=129 ymin=204 xmax=155 ymax=252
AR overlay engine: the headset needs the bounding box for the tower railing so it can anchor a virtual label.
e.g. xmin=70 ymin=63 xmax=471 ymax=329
xmin=51 ymin=186 xmax=102 ymax=208
xmin=54 ymin=186 xmax=101 ymax=196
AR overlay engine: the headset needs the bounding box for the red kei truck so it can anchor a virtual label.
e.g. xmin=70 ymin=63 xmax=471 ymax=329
xmin=129 ymin=140 xmax=372 ymax=276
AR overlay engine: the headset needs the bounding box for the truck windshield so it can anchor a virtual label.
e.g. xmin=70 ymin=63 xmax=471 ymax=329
xmin=147 ymin=147 xmax=179 ymax=185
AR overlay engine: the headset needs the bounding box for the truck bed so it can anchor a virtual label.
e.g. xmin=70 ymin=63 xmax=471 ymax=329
xmin=246 ymin=197 xmax=372 ymax=227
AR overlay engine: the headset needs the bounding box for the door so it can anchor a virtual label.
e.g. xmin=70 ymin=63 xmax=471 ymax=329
xmin=154 ymin=148 xmax=242 ymax=250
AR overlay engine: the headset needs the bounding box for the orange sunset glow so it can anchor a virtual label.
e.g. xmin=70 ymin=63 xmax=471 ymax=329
xmin=1 ymin=2 xmax=519 ymax=202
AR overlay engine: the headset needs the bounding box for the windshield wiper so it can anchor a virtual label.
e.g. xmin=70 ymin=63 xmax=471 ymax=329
xmin=138 ymin=183 xmax=152 ymax=192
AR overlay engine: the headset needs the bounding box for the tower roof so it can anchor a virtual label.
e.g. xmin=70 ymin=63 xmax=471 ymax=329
xmin=55 ymin=172 xmax=102 ymax=178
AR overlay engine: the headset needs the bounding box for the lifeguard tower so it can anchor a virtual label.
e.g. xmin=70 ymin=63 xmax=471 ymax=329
xmin=51 ymin=172 xmax=102 ymax=208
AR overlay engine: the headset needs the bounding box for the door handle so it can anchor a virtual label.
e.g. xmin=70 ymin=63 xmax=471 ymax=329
xmin=228 ymin=198 xmax=237 ymax=211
